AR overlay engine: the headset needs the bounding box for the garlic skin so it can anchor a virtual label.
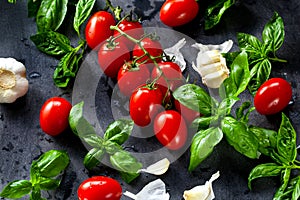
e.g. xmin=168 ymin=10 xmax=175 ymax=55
xmin=183 ymin=171 xmax=220 ymax=200
xmin=0 ymin=57 xmax=29 ymax=103
xmin=192 ymin=40 xmax=233 ymax=88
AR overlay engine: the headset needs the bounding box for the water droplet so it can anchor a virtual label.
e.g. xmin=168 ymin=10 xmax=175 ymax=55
xmin=0 ymin=113 xmax=4 ymax=121
xmin=29 ymin=72 xmax=41 ymax=79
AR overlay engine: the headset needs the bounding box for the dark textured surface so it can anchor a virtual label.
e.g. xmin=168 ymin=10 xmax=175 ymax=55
xmin=1 ymin=0 xmax=300 ymax=199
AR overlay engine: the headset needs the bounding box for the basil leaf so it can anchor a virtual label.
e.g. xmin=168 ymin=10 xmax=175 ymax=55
xmin=188 ymin=127 xmax=223 ymax=171
xmin=274 ymin=168 xmax=292 ymax=200
xmin=30 ymin=31 xmax=73 ymax=56
xmin=104 ymin=140 xmax=123 ymax=155
xmin=216 ymin=97 xmax=239 ymax=118
xmin=36 ymin=0 xmax=68 ymax=32
xmin=83 ymin=148 xmax=106 ymax=170
xmin=235 ymin=101 xmax=251 ymax=122
xmin=104 ymin=119 xmax=133 ymax=145
xmin=30 ymin=188 xmax=45 ymax=200
xmin=27 ymin=0 xmax=42 ymax=18
xmin=74 ymin=0 xmax=96 ymax=36
xmin=292 ymin=177 xmax=300 ymax=200
xmin=205 ymin=0 xmax=235 ymax=30
xmin=221 ymin=116 xmax=259 ymax=159
xmin=249 ymin=126 xmax=277 ymax=156
xmin=110 ymin=150 xmax=142 ymax=183
xmin=191 ymin=116 xmax=217 ymax=131
xmin=35 ymin=150 xmax=70 ymax=178
xmin=54 ymin=50 xmax=82 ymax=88
xmin=248 ymin=58 xmax=272 ymax=95
xmin=0 ymin=180 xmax=32 ymax=199
xmin=220 ymin=51 xmax=250 ymax=98
xmin=39 ymin=177 xmax=60 ymax=190
xmin=262 ymin=12 xmax=285 ymax=55
xmin=276 ymin=113 xmax=297 ymax=163
xmin=173 ymin=83 xmax=217 ymax=116
xmin=248 ymin=163 xmax=282 ymax=190
xmin=237 ymin=33 xmax=263 ymax=55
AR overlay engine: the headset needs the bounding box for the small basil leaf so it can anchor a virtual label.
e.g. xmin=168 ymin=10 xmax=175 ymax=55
xmin=39 ymin=177 xmax=60 ymax=190
xmin=216 ymin=97 xmax=239 ymax=118
xmin=36 ymin=0 xmax=68 ymax=32
xmin=249 ymin=126 xmax=277 ymax=156
xmin=248 ymin=163 xmax=282 ymax=190
xmin=30 ymin=31 xmax=73 ymax=56
xmin=262 ymin=12 xmax=285 ymax=55
xmin=110 ymin=150 xmax=142 ymax=183
xmin=83 ymin=148 xmax=106 ymax=170
xmin=235 ymin=101 xmax=251 ymax=121
xmin=188 ymin=127 xmax=223 ymax=171
xmin=292 ymin=177 xmax=300 ymax=200
xmin=35 ymin=150 xmax=70 ymax=178
xmin=30 ymin=188 xmax=45 ymax=200
xmin=0 ymin=180 xmax=32 ymax=199
xmin=221 ymin=116 xmax=259 ymax=159
xmin=27 ymin=0 xmax=42 ymax=18
xmin=104 ymin=119 xmax=134 ymax=145
xmin=173 ymin=84 xmax=217 ymax=116
xmin=191 ymin=116 xmax=217 ymax=131
xmin=274 ymin=168 xmax=292 ymax=200
xmin=237 ymin=33 xmax=263 ymax=54
xmin=205 ymin=0 xmax=235 ymax=30
xmin=276 ymin=113 xmax=297 ymax=163
xmin=104 ymin=140 xmax=123 ymax=155
xmin=74 ymin=0 xmax=96 ymax=36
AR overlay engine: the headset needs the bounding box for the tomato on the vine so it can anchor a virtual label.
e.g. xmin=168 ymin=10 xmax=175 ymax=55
xmin=160 ymin=0 xmax=199 ymax=27
xmin=132 ymin=37 xmax=163 ymax=64
xmin=98 ymin=41 xmax=131 ymax=78
xmin=77 ymin=176 xmax=122 ymax=200
xmin=129 ymin=85 xmax=163 ymax=127
xmin=85 ymin=11 xmax=116 ymax=49
xmin=254 ymin=78 xmax=292 ymax=115
xmin=113 ymin=19 xmax=144 ymax=50
xmin=40 ymin=97 xmax=72 ymax=136
xmin=117 ymin=62 xmax=150 ymax=97
xmin=154 ymin=110 xmax=188 ymax=150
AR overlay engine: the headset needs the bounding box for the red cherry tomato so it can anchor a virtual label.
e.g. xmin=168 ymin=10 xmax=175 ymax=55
xmin=129 ymin=85 xmax=163 ymax=127
xmin=160 ymin=0 xmax=199 ymax=27
xmin=151 ymin=61 xmax=184 ymax=92
xmin=113 ymin=19 xmax=144 ymax=50
xmin=132 ymin=37 xmax=163 ymax=64
xmin=40 ymin=97 xmax=72 ymax=136
xmin=154 ymin=110 xmax=188 ymax=150
xmin=77 ymin=176 xmax=122 ymax=200
xmin=174 ymin=99 xmax=201 ymax=125
xmin=117 ymin=62 xmax=150 ymax=97
xmin=254 ymin=78 xmax=292 ymax=115
xmin=98 ymin=41 xmax=131 ymax=78
xmin=85 ymin=11 xmax=116 ymax=49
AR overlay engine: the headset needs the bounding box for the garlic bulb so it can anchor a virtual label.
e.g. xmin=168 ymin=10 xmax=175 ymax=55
xmin=192 ymin=40 xmax=233 ymax=88
xmin=0 ymin=57 xmax=29 ymax=103
xmin=183 ymin=171 xmax=220 ymax=200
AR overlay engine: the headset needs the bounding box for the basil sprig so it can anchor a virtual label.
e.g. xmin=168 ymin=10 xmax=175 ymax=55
xmin=69 ymin=101 xmax=142 ymax=183
xmin=236 ymin=12 xmax=286 ymax=94
xmin=248 ymin=113 xmax=300 ymax=200
xmin=29 ymin=0 xmax=96 ymax=88
xmin=0 ymin=150 xmax=69 ymax=200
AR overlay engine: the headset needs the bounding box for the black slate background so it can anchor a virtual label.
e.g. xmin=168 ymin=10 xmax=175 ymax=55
xmin=1 ymin=0 xmax=300 ymax=199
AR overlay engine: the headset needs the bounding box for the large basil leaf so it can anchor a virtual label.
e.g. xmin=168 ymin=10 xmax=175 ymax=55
xmin=173 ymin=84 xmax=217 ymax=116
xmin=188 ymin=127 xmax=223 ymax=171
xmin=205 ymin=0 xmax=236 ymax=30
xmin=36 ymin=0 xmax=68 ymax=32
xmin=83 ymin=148 xmax=106 ymax=170
xmin=30 ymin=31 xmax=73 ymax=56
xmin=191 ymin=116 xmax=217 ymax=131
xmin=237 ymin=33 xmax=263 ymax=55
xmin=262 ymin=12 xmax=285 ymax=55
xmin=35 ymin=150 xmax=70 ymax=178
xmin=104 ymin=119 xmax=134 ymax=145
xmin=39 ymin=177 xmax=60 ymax=190
xmin=221 ymin=116 xmax=259 ymax=159
xmin=274 ymin=168 xmax=292 ymax=200
xmin=0 ymin=180 xmax=32 ymax=199
xmin=248 ymin=163 xmax=282 ymax=189
xmin=219 ymin=51 xmax=250 ymax=98
xmin=73 ymin=0 xmax=96 ymax=35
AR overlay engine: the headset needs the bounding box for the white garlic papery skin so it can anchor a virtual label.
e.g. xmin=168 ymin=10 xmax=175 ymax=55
xmin=0 ymin=57 xmax=29 ymax=103
xmin=183 ymin=171 xmax=220 ymax=200
xmin=192 ymin=40 xmax=233 ymax=89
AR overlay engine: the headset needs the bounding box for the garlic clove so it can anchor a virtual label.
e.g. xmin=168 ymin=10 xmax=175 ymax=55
xmin=138 ymin=158 xmax=170 ymax=175
xmin=183 ymin=171 xmax=220 ymax=200
xmin=198 ymin=62 xmax=223 ymax=77
xmin=124 ymin=179 xmax=170 ymax=200
xmin=192 ymin=40 xmax=233 ymax=54
xmin=197 ymin=50 xmax=221 ymax=67
xmin=202 ymin=70 xmax=229 ymax=89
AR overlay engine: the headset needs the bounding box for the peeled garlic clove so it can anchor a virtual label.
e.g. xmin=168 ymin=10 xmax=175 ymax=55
xmin=202 ymin=69 xmax=229 ymax=89
xmin=196 ymin=50 xmax=221 ymax=67
xmin=138 ymin=158 xmax=170 ymax=175
xmin=183 ymin=171 xmax=220 ymax=200
xmin=198 ymin=62 xmax=223 ymax=77
xmin=124 ymin=179 xmax=170 ymax=200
